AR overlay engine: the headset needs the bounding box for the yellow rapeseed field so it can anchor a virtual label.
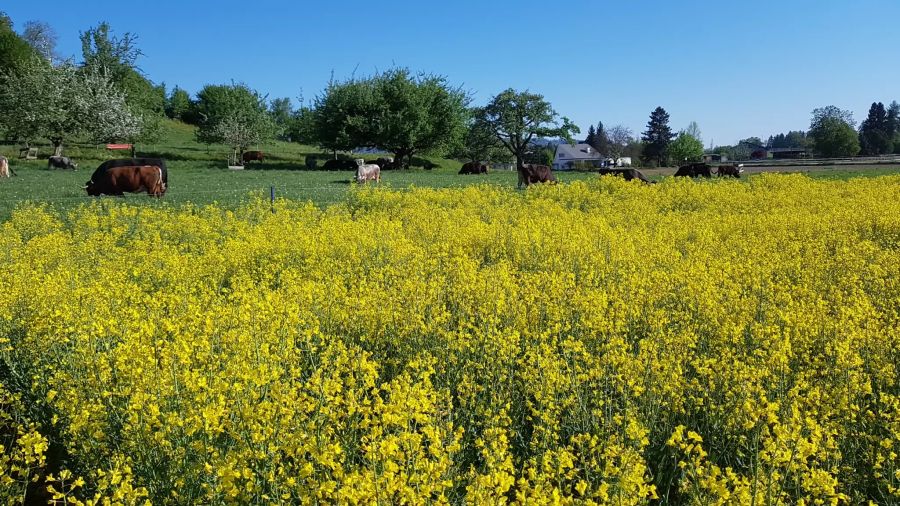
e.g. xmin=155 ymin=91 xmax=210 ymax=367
xmin=0 ymin=174 xmax=898 ymax=505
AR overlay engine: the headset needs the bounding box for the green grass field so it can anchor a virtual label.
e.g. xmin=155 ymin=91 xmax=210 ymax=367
xmin=2 ymin=119 xmax=899 ymax=222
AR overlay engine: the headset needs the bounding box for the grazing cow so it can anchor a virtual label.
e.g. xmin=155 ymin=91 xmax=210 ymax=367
xmin=85 ymin=165 xmax=166 ymax=196
xmin=459 ymin=161 xmax=489 ymax=175
xmin=48 ymin=156 xmax=78 ymax=170
xmin=374 ymin=157 xmax=397 ymax=170
xmin=0 ymin=156 xmax=9 ymax=178
xmin=674 ymin=163 xmax=712 ymax=178
xmin=242 ymin=150 xmax=264 ymax=164
xmin=322 ymin=159 xmax=358 ymax=171
xmin=518 ymin=164 xmax=555 ymax=188
xmin=598 ymin=168 xmax=653 ymax=183
xmin=717 ymin=164 xmax=744 ymax=178
xmin=355 ymin=158 xmax=381 ymax=183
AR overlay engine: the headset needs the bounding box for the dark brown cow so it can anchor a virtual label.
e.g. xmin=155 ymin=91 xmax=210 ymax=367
xmin=717 ymin=164 xmax=744 ymax=178
xmin=518 ymin=164 xmax=555 ymax=188
xmin=242 ymin=150 xmax=264 ymax=164
xmin=459 ymin=161 xmax=488 ymax=174
xmin=85 ymin=165 xmax=166 ymax=197
xmin=322 ymin=159 xmax=358 ymax=171
xmin=598 ymin=168 xmax=653 ymax=183
xmin=674 ymin=163 xmax=712 ymax=178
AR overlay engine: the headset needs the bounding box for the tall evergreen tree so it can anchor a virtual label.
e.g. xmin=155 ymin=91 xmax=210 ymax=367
xmin=886 ymin=101 xmax=899 ymax=146
xmin=585 ymin=124 xmax=596 ymax=148
xmin=859 ymin=102 xmax=891 ymax=155
xmin=593 ymin=121 xmax=609 ymax=154
xmin=641 ymin=107 xmax=675 ymax=166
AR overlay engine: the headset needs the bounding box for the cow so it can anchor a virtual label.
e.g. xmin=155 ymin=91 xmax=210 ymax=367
xmin=597 ymin=168 xmax=653 ymax=184
xmin=518 ymin=164 xmax=556 ymax=188
xmin=85 ymin=158 xmax=168 ymax=196
xmin=0 ymin=156 xmax=9 ymax=178
xmin=322 ymin=159 xmax=358 ymax=171
xmin=355 ymin=158 xmax=380 ymax=184
xmin=48 ymin=156 xmax=78 ymax=170
xmin=85 ymin=165 xmax=166 ymax=197
xmin=674 ymin=163 xmax=712 ymax=178
xmin=242 ymin=150 xmax=264 ymax=164
xmin=459 ymin=161 xmax=489 ymax=175
xmin=717 ymin=164 xmax=744 ymax=178
xmin=374 ymin=157 xmax=397 ymax=170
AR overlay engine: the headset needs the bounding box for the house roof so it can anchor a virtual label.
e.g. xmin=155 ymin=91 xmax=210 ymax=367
xmin=555 ymin=143 xmax=604 ymax=160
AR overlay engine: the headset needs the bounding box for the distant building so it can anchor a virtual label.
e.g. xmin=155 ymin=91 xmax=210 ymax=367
xmin=768 ymin=147 xmax=809 ymax=159
xmin=553 ymin=143 xmax=605 ymax=170
xmin=702 ymin=153 xmax=728 ymax=163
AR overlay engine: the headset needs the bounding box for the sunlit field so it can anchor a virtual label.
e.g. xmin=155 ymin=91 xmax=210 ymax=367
xmin=1 ymin=174 xmax=898 ymax=504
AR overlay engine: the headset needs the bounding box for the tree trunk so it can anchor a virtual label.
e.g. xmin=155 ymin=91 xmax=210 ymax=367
xmin=516 ymin=153 xmax=525 ymax=189
xmin=52 ymin=140 xmax=63 ymax=157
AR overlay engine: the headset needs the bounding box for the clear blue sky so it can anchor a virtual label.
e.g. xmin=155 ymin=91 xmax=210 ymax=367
xmin=6 ymin=1 xmax=899 ymax=146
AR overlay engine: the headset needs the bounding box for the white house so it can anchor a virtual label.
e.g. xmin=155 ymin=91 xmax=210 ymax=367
xmin=553 ymin=143 xmax=605 ymax=170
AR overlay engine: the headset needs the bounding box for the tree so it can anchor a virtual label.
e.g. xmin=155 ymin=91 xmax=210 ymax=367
xmin=0 ymin=60 xmax=141 ymax=154
xmin=478 ymin=88 xmax=579 ymax=173
xmin=684 ymin=121 xmax=702 ymax=144
xmin=0 ymin=12 xmax=40 ymax=74
xmin=453 ymin=109 xmax=510 ymax=164
xmin=641 ymin=107 xmax=675 ymax=166
xmin=668 ymin=132 xmax=704 ymax=164
xmin=165 ymin=85 xmax=192 ymax=121
xmin=21 ymin=20 xmax=56 ymax=62
xmin=269 ymin=97 xmax=293 ymax=139
xmin=368 ymin=68 xmax=468 ymax=168
xmin=605 ymin=125 xmax=633 ymax=165
xmin=809 ymin=106 xmax=859 ymax=157
xmin=286 ymin=105 xmax=316 ymax=145
xmin=312 ymin=77 xmax=375 ymax=157
xmin=194 ymin=83 xmax=275 ymax=155
xmin=859 ymin=102 xmax=892 ymax=155
xmin=592 ymin=121 xmax=609 ymax=154
xmin=585 ymin=124 xmax=596 ymax=149
xmin=888 ymin=101 xmax=900 ymax=154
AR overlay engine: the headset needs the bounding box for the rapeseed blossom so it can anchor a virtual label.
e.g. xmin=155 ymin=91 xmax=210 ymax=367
xmin=0 ymin=174 xmax=898 ymax=504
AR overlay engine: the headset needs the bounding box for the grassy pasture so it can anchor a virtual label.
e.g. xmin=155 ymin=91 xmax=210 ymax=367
xmin=2 ymin=119 xmax=899 ymax=222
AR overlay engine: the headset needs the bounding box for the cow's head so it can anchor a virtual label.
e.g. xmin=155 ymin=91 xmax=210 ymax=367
xmin=84 ymin=179 xmax=100 ymax=196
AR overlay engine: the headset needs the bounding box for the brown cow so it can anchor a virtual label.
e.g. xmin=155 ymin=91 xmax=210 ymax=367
xmin=674 ymin=163 xmax=712 ymax=178
xmin=459 ymin=161 xmax=488 ymax=174
xmin=0 ymin=156 xmax=9 ymax=178
xmin=242 ymin=151 xmax=264 ymax=164
xmin=517 ymin=164 xmax=555 ymax=188
xmin=85 ymin=165 xmax=167 ymax=197
xmin=717 ymin=164 xmax=744 ymax=178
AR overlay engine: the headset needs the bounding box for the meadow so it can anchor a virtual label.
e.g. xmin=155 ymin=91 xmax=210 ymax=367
xmin=0 ymin=172 xmax=898 ymax=504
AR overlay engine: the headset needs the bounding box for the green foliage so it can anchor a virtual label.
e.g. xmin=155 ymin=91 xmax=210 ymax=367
xmin=589 ymin=121 xmax=608 ymax=154
xmin=768 ymin=131 xmax=809 ymax=149
xmin=811 ymin=117 xmax=860 ymax=157
xmin=641 ymin=106 xmax=675 ymax=166
xmin=312 ymin=77 xmax=374 ymax=154
xmin=21 ymin=20 xmax=57 ymax=62
xmin=286 ymin=106 xmax=316 ymax=145
xmin=668 ymin=132 xmax=704 ymax=164
xmin=0 ymin=13 xmax=40 ymax=74
xmin=478 ymin=88 xmax=579 ymax=168
xmin=165 ymin=86 xmax=192 ymax=121
xmin=194 ymin=83 xmax=275 ymax=150
xmin=452 ymin=109 xmax=510 ymax=163
xmin=269 ymin=97 xmax=293 ymax=139
xmin=859 ymin=102 xmax=893 ymax=155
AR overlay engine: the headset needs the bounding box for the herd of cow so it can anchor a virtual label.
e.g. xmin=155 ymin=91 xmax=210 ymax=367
xmin=0 ymin=151 xmax=744 ymax=196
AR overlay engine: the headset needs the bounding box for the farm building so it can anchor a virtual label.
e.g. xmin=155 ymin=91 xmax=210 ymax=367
xmin=553 ymin=143 xmax=605 ymax=170
xmin=702 ymin=153 xmax=728 ymax=163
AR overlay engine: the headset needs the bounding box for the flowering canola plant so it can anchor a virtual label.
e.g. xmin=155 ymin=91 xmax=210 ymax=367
xmin=0 ymin=174 xmax=898 ymax=504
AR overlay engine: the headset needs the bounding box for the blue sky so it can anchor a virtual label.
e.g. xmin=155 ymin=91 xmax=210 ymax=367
xmin=6 ymin=1 xmax=899 ymax=145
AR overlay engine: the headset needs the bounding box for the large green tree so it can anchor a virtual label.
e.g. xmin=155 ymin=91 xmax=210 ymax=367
xmin=194 ymin=83 xmax=275 ymax=156
xmin=809 ymin=106 xmax=859 ymax=157
xmin=591 ymin=121 xmax=609 ymax=154
xmin=888 ymin=101 xmax=900 ymax=153
xmin=859 ymin=102 xmax=892 ymax=155
xmin=312 ymin=77 xmax=375 ymax=157
xmin=269 ymin=97 xmax=293 ymax=140
xmin=368 ymin=69 xmax=468 ymax=168
xmin=668 ymin=132 xmax=704 ymax=164
xmin=478 ymin=88 xmax=578 ymax=177
xmin=0 ymin=12 xmax=40 ymax=74
xmin=165 ymin=85 xmax=192 ymax=121
xmin=641 ymin=106 xmax=675 ymax=166
xmin=453 ymin=109 xmax=510 ymax=164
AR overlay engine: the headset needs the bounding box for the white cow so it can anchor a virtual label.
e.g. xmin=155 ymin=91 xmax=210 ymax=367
xmin=0 ymin=156 xmax=9 ymax=178
xmin=355 ymin=158 xmax=381 ymax=183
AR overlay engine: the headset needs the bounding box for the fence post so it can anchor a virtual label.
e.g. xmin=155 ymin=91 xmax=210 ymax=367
xmin=270 ymin=186 xmax=275 ymax=214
